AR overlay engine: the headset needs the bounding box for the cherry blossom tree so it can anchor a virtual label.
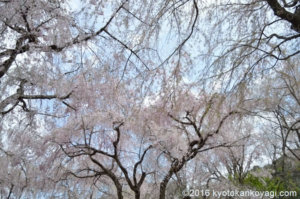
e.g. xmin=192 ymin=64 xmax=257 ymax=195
xmin=53 ymin=88 xmax=243 ymax=199
xmin=0 ymin=0 xmax=299 ymax=198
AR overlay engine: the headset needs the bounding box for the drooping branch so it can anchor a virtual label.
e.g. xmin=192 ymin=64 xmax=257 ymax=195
xmin=157 ymin=0 xmax=199 ymax=68
xmin=7 ymin=184 xmax=14 ymax=199
xmin=0 ymin=35 xmax=32 ymax=79
xmin=266 ymin=0 xmax=300 ymax=32
xmin=281 ymin=0 xmax=298 ymax=8
xmin=45 ymin=0 xmax=128 ymax=53
xmin=0 ymin=80 xmax=73 ymax=115
xmin=21 ymin=92 xmax=72 ymax=100
xmin=103 ymin=30 xmax=150 ymax=71
xmin=0 ymin=1 xmax=128 ymax=79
